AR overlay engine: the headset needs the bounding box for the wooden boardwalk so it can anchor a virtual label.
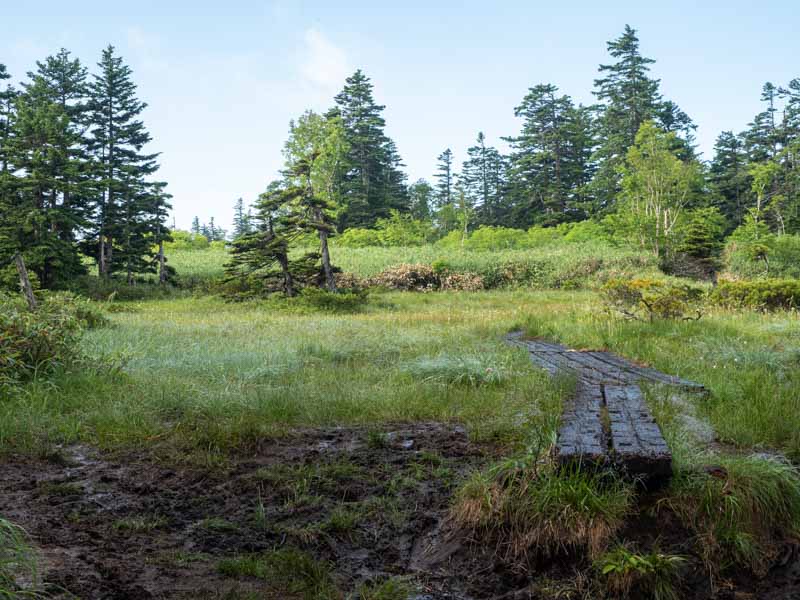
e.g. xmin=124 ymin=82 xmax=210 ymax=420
xmin=507 ymin=332 xmax=706 ymax=484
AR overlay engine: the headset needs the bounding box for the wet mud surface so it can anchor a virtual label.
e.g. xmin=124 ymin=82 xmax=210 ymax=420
xmin=1 ymin=423 xmax=798 ymax=599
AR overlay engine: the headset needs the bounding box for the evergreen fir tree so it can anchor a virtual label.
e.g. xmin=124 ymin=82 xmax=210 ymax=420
xmin=460 ymin=132 xmax=507 ymax=225
xmin=191 ymin=215 xmax=201 ymax=235
xmin=591 ymin=25 xmax=694 ymax=210
xmin=86 ymin=45 xmax=162 ymax=280
xmin=504 ymin=85 xmax=596 ymax=226
xmin=408 ymin=179 xmax=434 ymax=221
xmin=332 ymin=70 xmax=408 ymax=229
xmin=1 ymin=69 xmax=90 ymax=287
xmin=710 ymin=131 xmax=751 ymax=229
xmin=434 ymin=148 xmax=454 ymax=208
xmin=232 ymin=197 xmax=250 ymax=239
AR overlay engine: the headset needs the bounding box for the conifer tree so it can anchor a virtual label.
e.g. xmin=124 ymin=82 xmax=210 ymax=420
xmin=225 ymin=182 xmax=299 ymax=297
xmin=232 ymin=197 xmax=250 ymax=239
xmin=1 ymin=67 xmax=90 ymax=287
xmin=591 ymin=25 xmax=694 ymax=210
xmin=331 ymin=70 xmax=408 ymax=229
xmin=408 ymin=179 xmax=434 ymax=221
xmin=460 ymin=132 xmax=507 ymax=225
xmin=710 ymin=131 xmax=751 ymax=229
xmin=86 ymin=45 xmax=162 ymax=280
xmin=434 ymin=148 xmax=454 ymax=208
xmin=191 ymin=215 xmax=201 ymax=235
xmin=283 ymin=111 xmax=348 ymax=291
xmin=504 ymin=85 xmax=596 ymax=226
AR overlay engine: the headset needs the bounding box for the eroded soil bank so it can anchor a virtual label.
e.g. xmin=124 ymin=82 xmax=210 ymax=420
xmin=1 ymin=423 xmax=798 ymax=599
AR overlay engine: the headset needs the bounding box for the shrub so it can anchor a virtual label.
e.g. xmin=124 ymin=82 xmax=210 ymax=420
xmin=709 ymin=279 xmax=800 ymax=311
xmin=465 ymin=226 xmax=528 ymax=251
xmin=299 ymin=287 xmax=370 ymax=313
xmin=164 ymin=230 xmax=210 ymax=251
xmin=336 ymin=227 xmax=382 ymax=248
xmin=0 ymin=293 xmax=85 ymax=387
xmin=596 ymin=545 xmax=686 ymax=600
xmin=439 ymin=271 xmax=485 ymax=291
xmin=367 ymin=263 xmax=439 ymax=291
xmin=526 ymin=225 xmax=563 ymax=247
xmin=601 ymin=278 xmax=704 ymax=321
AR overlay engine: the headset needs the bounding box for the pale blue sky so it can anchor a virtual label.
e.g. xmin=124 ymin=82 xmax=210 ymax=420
xmin=2 ymin=1 xmax=798 ymax=229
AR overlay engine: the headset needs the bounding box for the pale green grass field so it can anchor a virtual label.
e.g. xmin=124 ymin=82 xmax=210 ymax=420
xmin=2 ymin=289 xmax=798 ymax=461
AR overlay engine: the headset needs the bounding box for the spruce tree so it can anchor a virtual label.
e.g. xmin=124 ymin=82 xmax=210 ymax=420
xmin=591 ymin=25 xmax=694 ymax=210
xmin=225 ymin=182 xmax=300 ymax=297
xmin=460 ymin=132 xmax=507 ymax=225
xmin=434 ymin=148 xmax=454 ymax=207
xmin=1 ymin=67 xmax=90 ymax=287
xmin=191 ymin=216 xmax=201 ymax=235
xmin=408 ymin=179 xmax=434 ymax=221
xmin=86 ymin=45 xmax=162 ymax=280
xmin=504 ymin=85 xmax=596 ymax=226
xmin=232 ymin=197 xmax=250 ymax=239
xmin=710 ymin=131 xmax=751 ymax=229
xmin=332 ymin=70 xmax=408 ymax=229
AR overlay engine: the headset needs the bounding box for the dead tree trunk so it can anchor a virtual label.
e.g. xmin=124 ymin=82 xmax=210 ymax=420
xmin=13 ymin=253 xmax=37 ymax=310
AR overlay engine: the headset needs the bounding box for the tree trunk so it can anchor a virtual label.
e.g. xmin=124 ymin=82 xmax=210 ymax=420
xmin=13 ymin=253 xmax=37 ymax=310
xmin=158 ymin=240 xmax=167 ymax=285
xmin=314 ymin=208 xmax=336 ymax=292
xmin=276 ymin=251 xmax=295 ymax=297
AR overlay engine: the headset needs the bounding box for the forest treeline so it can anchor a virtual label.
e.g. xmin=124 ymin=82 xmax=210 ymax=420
xmin=2 ymin=25 xmax=799 ymax=293
xmin=0 ymin=46 xmax=170 ymax=290
xmin=221 ymin=25 xmax=800 ymax=295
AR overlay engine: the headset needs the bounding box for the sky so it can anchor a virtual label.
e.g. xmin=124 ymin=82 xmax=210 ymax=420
xmin=2 ymin=1 xmax=799 ymax=230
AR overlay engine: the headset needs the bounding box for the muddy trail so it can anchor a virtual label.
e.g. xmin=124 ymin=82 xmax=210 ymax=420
xmin=1 ymin=423 xmax=799 ymax=599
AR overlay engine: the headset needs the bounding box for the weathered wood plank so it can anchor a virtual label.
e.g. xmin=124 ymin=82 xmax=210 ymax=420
xmin=589 ymin=351 xmax=705 ymax=392
xmin=555 ymin=382 xmax=607 ymax=468
xmin=604 ymin=385 xmax=672 ymax=482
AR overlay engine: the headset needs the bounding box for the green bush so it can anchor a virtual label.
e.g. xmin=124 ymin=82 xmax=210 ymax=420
xmin=299 ymin=287 xmax=370 ymax=313
xmin=708 ymin=279 xmax=800 ymax=311
xmin=601 ymin=278 xmax=704 ymax=321
xmin=0 ymin=292 xmax=107 ymax=387
xmin=596 ymin=545 xmax=686 ymax=600
xmin=465 ymin=226 xmax=528 ymax=251
xmin=164 ymin=230 xmax=210 ymax=251
xmin=337 ymin=227 xmax=382 ymax=248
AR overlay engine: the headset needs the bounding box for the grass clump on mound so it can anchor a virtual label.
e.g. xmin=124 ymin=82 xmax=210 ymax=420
xmin=402 ymin=354 xmax=508 ymax=386
xmin=218 ymin=548 xmax=339 ymax=599
xmin=662 ymin=454 xmax=800 ymax=576
xmin=452 ymin=459 xmax=634 ymax=563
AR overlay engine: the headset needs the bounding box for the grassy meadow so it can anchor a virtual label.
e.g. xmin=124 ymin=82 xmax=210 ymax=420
xmin=4 ymin=245 xmax=800 ymax=598
xmin=2 ymin=284 xmax=798 ymax=461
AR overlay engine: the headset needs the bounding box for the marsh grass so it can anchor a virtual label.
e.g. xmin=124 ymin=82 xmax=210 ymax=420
xmin=520 ymin=298 xmax=800 ymax=458
xmin=217 ymin=549 xmax=338 ymax=600
xmin=0 ymin=518 xmax=40 ymax=599
xmin=0 ymin=291 xmax=565 ymax=457
xmin=452 ymin=458 xmax=634 ymax=562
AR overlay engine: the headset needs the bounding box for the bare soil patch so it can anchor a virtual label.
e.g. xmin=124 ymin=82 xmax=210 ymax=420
xmin=1 ymin=423 xmax=798 ymax=599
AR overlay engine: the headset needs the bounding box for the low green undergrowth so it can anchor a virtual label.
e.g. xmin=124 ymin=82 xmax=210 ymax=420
xmin=595 ymin=545 xmax=686 ymax=600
